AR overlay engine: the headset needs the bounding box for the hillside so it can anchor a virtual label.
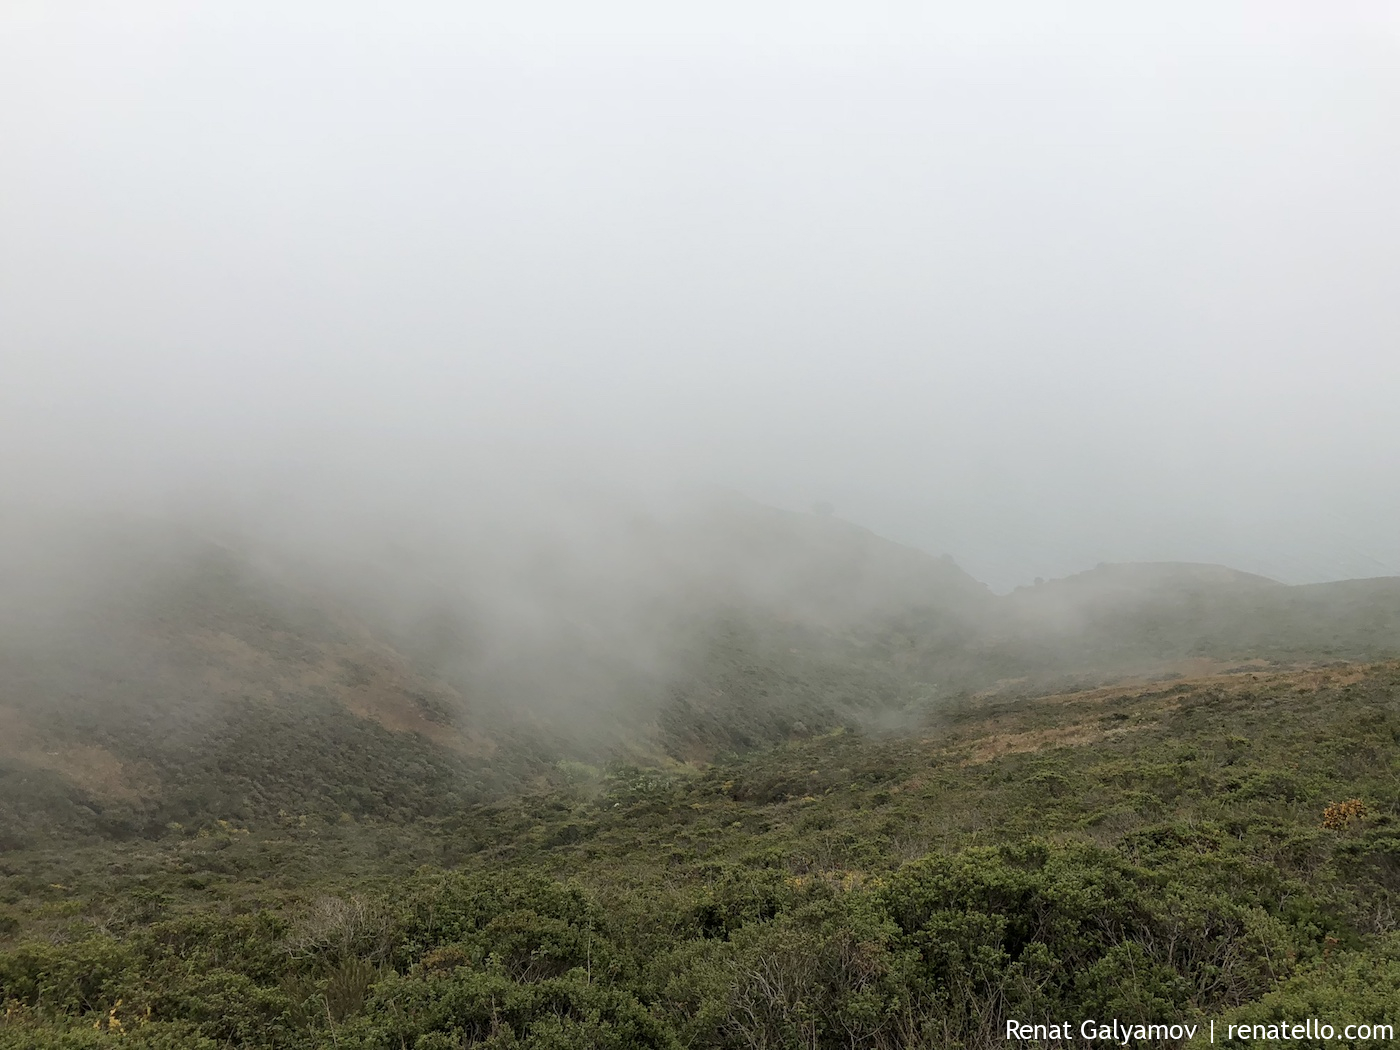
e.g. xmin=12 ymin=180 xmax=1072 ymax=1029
xmin=2 ymin=501 xmax=1400 ymax=1046
xmin=2 ymin=503 xmax=1398 ymax=846
xmin=0 ymin=500 xmax=992 ymax=841
xmin=3 ymin=660 xmax=1400 ymax=1047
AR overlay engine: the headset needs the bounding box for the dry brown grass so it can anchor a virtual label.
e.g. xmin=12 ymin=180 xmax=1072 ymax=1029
xmin=0 ymin=707 xmax=156 ymax=804
xmin=960 ymin=723 xmax=1139 ymax=764
xmin=179 ymin=627 xmax=496 ymax=756
xmin=332 ymin=650 xmax=495 ymax=757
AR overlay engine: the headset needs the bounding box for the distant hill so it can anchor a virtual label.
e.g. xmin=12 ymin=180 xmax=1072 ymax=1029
xmin=989 ymin=561 xmax=1400 ymax=680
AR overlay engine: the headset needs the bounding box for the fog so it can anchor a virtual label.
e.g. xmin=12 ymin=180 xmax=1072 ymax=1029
xmin=4 ymin=2 xmax=1399 ymax=591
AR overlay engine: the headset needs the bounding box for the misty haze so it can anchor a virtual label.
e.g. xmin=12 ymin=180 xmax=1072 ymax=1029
xmin=2 ymin=4 xmax=1399 ymax=1049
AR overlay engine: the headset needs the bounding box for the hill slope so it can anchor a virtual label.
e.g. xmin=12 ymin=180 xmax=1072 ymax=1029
xmin=1 ymin=500 xmax=1398 ymax=844
xmin=3 ymin=661 xmax=1400 ymax=1047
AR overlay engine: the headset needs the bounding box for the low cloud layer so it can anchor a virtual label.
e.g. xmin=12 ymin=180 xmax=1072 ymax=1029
xmin=4 ymin=2 xmax=1398 ymax=589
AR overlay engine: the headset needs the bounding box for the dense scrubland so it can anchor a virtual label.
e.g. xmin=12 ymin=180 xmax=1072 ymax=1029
xmin=2 ymin=504 xmax=1400 ymax=1047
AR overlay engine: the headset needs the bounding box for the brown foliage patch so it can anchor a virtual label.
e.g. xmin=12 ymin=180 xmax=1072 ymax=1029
xmin=1323 ymin=798 xmax=1368 ymax=830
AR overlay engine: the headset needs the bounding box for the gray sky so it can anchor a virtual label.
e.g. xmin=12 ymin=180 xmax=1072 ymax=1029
xmin=3 ymin=2 xmax=1398 ymax=590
